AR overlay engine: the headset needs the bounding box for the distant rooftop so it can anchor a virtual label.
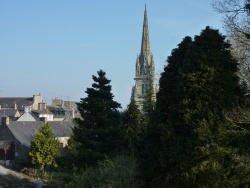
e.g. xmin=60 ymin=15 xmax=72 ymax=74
xmin=6 ymin=121 xmax=74 ymax=147
xmin=0 ymin=97 xmax=33 ymax=111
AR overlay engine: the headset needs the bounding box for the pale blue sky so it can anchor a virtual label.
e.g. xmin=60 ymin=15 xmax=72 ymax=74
xmin=0 ymin=0 xmax=223 ymax=109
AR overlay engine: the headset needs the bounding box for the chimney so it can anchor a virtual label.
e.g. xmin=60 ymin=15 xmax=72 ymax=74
xmin=2 ymin=116 xmax=9 ymax=125
xmin=13 ymin=103 xmax=17 ymax=110
xmin=33 ymin=94 xmax=42 ymax=110
xmin=52 ymin=99 xmax=64 ymax=107
xmin=24 ymin=106 xmax=31 ymax=113
xmin=38 ymin=103 xmax=46 ymax=111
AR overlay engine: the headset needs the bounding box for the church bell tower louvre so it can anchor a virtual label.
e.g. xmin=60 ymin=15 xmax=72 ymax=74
xmin=131 ymin=5 xmax=156 ymax=111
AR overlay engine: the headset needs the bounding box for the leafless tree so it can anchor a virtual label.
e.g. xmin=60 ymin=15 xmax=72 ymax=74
xmin=213 ymin=0 xmax=250 ymax=87
xmin=230 ymin=32 xmax=250 ymax=88
xmin=212 ymin=0 xmax=250 ymax=38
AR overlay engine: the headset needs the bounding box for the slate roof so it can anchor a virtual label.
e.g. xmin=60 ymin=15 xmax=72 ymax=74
xmin=47 ymin=105 xmax=71 ymax=118
xmin=0 ymin=109 xmax=19 ymax=119
xmin=31 ymin=110 xmax=53 ymax=115
xmin=6 ymin=121 xmax=74 ymax=147
xmin=17 ymin=112 xmax=38 ymax=121
xmin=0 ymin=97 xmax=33 ymax=111
xmin=47 ymin=106 xmax=64 ymax=111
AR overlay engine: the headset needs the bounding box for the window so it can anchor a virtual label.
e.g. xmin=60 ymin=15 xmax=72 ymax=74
xmin=59 ymin=142 xmax=64 ymax=148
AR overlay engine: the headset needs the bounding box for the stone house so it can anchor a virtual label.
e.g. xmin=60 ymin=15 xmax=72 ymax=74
xmin=0 ymin=95 xmax=81 ymax=121
xmin=0 ymin=117 xmax=74 ymax=167
xmin=0 ymin=94 xmax=54 ymax=121
xmin=48 ymin=98 xmax=80 ymax=121
xmin=0 ymin=94 xmax=43 ymax=114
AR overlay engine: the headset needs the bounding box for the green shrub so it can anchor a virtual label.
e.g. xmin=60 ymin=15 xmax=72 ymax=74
xmin=66 ymin=154 xmax=141 ymax=188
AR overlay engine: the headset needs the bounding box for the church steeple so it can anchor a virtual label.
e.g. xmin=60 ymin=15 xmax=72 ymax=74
xmin=141 ymin=5 xmax=150 ymax=57
xmin=131 ymin=5 xmax=156 ymax=112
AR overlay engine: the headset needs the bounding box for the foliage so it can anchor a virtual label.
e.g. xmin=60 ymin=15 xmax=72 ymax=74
xmin=144 ymin=26 xmax=248 ymax=187
xmin=223 ymin=105 xmax=250 ymax=186
xmin=42 ymin=168 xmax=74 ymax=187
xmin=66 ymin=155 xmax=141 ymax=188
xmin=156 ymin=36 xmax=193 ymax=124
xmin=139 ymin=36 xmax=194 ymax=187
xmin=70 ymin=70 xmax=124 ymax=167
xmin=122 ymin=99 xmax=145 ymax=154
xmin=138 ymin=122 xmax=165 ymax=188
xmin=143 ymin=76 xmax=156 ymax=122
xmin=28 ymin=122 xmax=60 ymax=175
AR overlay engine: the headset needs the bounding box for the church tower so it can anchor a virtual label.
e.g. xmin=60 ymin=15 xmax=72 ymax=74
xmin=131 ymin=5 xmax=156 ymax=111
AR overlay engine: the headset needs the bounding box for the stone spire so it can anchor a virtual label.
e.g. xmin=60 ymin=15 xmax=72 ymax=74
xmin=131 ymin=5 xmax=156 ymax=112
xmin=140 ymin=5 xmax=150 ymax=57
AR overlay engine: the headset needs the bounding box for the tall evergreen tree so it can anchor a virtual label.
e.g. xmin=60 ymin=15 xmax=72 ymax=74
xmin=140 ymin=36 xmax=193 ymax=188
xmin=123 ymin=99 xmax=145 ymax=154
xmin=153 ymin=27 xmax=246 ymax=187
xmin=156 ymin=36 xmax=193 ymax=124
xmin=70 ymin=70 xmax=123 ymax=166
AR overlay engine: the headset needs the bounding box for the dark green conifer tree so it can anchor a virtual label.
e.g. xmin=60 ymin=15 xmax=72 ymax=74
xmin=139 ymin=36 xmax=193 ymax=188
xmin=123 ymin=99 xmax=145 ymax=154
xmin=153 ymin=27 xmax=246 ymax=187
xmin=156 ymin=36 xmax=193 ymax=124
xmin=70 ymin=70 xmax=123 ymax=166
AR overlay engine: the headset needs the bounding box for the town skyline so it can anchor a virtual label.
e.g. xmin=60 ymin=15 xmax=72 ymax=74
xmin=0 ymin=1 xmax=223 ymax=109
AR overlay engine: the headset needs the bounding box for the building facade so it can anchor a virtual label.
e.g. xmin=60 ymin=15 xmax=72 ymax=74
xmin=0 ymin=117 xmax=73 ymax=167
xmin=131 ymin=5 xmax=156 ymax=111
xmin=0 ymin=94 xmax=79 ymax=122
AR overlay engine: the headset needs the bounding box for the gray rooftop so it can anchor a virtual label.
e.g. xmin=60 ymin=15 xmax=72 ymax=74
xmin=7 ymin=121 xmax=74 ymax=147
xmin=0 ymin=97 xmax=33 ymax=111
xmin=0 ymin=109 xmax=19 ymax=118
xmin=31 ymin=109 xmax=54 ymax=115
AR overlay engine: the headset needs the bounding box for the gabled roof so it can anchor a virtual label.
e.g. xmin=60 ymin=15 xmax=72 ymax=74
xmin=0 ymin=97 xmax=33 ymax=111
xmin=17 ymin=112 xmax=38 ymax=121
xmin=6 ymin=121 xmax=74 ymax=147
